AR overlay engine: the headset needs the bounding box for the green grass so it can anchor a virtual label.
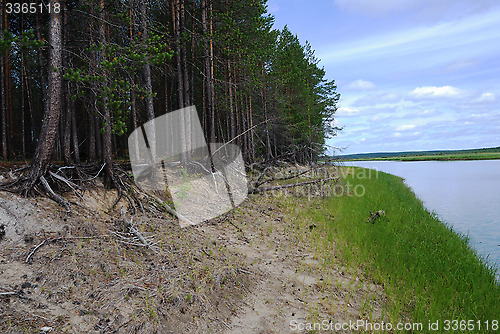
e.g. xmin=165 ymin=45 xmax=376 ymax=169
xmin=287 ymin=167 xmax=500 ymax=332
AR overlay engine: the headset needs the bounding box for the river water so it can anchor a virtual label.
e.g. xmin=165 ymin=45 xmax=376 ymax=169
xmin=343 ymin=160 xmax=500 ymax=269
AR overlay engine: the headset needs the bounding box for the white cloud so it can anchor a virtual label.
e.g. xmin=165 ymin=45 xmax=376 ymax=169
xmin=352 ymin=93 xmax=400 ymax=107
xmin=395 ymin=124 xmax=417 ymax=131
xmin=471 ymin=113 xmax=489 ymax=118
xmin=337 ymin=106 xmax=360 ymax=115
xmin=334 ymin=0 xmax=413 ymax=16
xmin=320 ymin=6 xmax=500 ymax=66
xmin=445 ymin=58 xmax=478 ymax=72
xmin=393 ymin=130 xmax=421 ymax=138
xmin=476 ymin=92 xmax=496 ymax=102
xmin=346 ymin=79 xmax=376 ymax=90
xmin=334 ymin=0 xmax=500 ymax=21
xmin=409 ymin=85 xmax=463 ymax=99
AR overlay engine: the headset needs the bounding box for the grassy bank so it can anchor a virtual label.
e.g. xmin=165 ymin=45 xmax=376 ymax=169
xmin=284 ymin=167 xmax=499 ymax=332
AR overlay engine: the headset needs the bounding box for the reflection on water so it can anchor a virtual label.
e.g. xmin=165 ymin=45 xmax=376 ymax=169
xmin=344 ymin=160 xmax=500 ymax=269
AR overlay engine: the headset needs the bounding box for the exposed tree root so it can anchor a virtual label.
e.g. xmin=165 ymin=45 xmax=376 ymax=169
xmin=1 ymin=161 xmax=336 ymax=224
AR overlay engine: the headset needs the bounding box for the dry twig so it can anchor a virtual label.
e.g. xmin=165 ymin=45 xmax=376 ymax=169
xmin=249 ymin=177 xmax=338 ymax=194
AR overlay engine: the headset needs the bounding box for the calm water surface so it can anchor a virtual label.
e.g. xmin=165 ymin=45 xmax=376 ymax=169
xmin=344 ymin=160 xmax=500 ymax=269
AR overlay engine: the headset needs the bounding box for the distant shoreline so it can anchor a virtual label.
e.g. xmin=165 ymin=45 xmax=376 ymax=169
xmin=336 ymin=146 xmax=500 ymax=162
xmin=343 ymin=153 xmax=500 ymax=162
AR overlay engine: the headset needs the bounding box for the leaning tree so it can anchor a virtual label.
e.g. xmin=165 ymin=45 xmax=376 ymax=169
xmin=20 ymin=0 xmax=63 ymax=196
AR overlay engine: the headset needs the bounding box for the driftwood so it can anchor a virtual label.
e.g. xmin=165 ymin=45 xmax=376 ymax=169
xmin=253 ymin=163 xmax=327 ymax=189
xmin=40 ymin=175 xmax=71 ymax=212
xmin=366 ymin=210 xmax=386 ymax=223
xmin=249 ymin=177 xmax=338 ymax=194
xmin=111 ymin=208 xmax=160 ymax=251
xmin=0 ymin=291 xmax=19 ymax=298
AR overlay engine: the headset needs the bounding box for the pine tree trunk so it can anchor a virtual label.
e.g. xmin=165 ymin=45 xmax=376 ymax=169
xmin=140 ymin=0 xmax=156 ymax=159
xmin=35 ymin=0 xmax=48 ymax=121
xmin=24 ymin=0 xmax=63 ymax=192
xmin=209 ymin=1 xmax=215 ymax=143
xmin=25 ymin=58 xmax=34 ymax=154
xmin=21 ymin=51 xmax=26 ymax=158
xmin=180 ymin=0 xmax=190 ymax=106
xmin=228 ymin=61 xmax=235 ymax=142
xmin=261 ymin=68 xmax=272 ymax=160
xmin=95 ymin=114 xmax=102 ymax=160
xmin=3 ymin=5 xmax=12 ymax=159
xmin=202 ymin=0 xmax=215 ymax=143
xmin=180 ymin=0 xmax=192 ymax=157
xmin=248 ymin=94 xmax=255 ymax=161
xmin=87 ymin=93 xmax=96 ymax=161
xmin=99 ymin=0 xmax=114 ymax=185
xmin=63 ymin=82 xmax=73 ymax=164
xmin=173 ymin=0 xmax=183 ymax=109
xmin=173 ymin=0 xmax=187 ymax=161
xmin=0 ymin=0 xmax=5 ymax=160
xmin=1 ymin=50 xmax=6 ymax=160
xmin=62 ymin=3 xmax=72 ymax=164
xmin=71 ymin=96 xmax=79 ymax=163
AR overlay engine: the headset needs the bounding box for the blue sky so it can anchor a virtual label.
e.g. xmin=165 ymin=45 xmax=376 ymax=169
xmin=268 ymin=0 xmax=500 ymax=154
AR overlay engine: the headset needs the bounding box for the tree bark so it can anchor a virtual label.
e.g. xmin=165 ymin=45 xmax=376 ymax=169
xmin=71 ymin=96 xmax=80 ymax=163
xmin=201 ymin=0 xmax=215 ymax=143
xmin=140 ymin=0 xmax=156 ymax=159
xmin=1 ymin=0 xmax=7 ymax=160
xmin=228 ymin=61 xmax=235 ymax=142
xmin=180 ymin=0 xmax=190 ymax=106
xmin=35 ymin=0 xmax=48 ymax=116
xmin=62 ymin=4 xmax=72 ymax=164
xmin=209 ymin=1 xmax=215 ymax=143
xmin=180 ymin=0 xmax=192 ymax=157
xmin=173 ymin=0 xmax=187 ymax=162
xmin=261 ymin=68 xmax=272 ymax=160
xmin=99 ymin=0 xmax=114 ymax=185
xmin=1 ymin=55 xmax=6 ymax=161
xmin=24 ymin=0 xmax=63 ymax=193
xmin=86 ymin=92 xmax=96 ymax=161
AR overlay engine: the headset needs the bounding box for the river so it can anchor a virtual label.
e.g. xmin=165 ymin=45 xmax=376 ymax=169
xmin=343 ymin=160 xmax=500 ymax=269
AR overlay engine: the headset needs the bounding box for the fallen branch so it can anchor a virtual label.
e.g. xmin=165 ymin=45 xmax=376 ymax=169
xmin=0 ymin=291 xmax=18 ymax=297
xmin=146 ymin=192 xmax=195 ymax=228
xmin=253 ymin=163 xmax=327 ymax=188
xmin=114 ymin=209 xmax=160 ymax=251
xmin=25 ymin=238 xmax=52 ymax=264
xmin=366 ymin=210 xmax=386 ymax=223
xmin=25 ymin=235 xmax=111 ymax=263
xmin=249 ymin=177 xmax=338 ymax=194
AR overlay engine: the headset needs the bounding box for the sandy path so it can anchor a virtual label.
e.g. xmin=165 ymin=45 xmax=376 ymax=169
xmin=201 ymin=198 xmax=387 ymax=333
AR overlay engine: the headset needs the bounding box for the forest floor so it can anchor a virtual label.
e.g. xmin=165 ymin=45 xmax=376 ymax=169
xmin=0 ymin=171 xmax=387 ymax=333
